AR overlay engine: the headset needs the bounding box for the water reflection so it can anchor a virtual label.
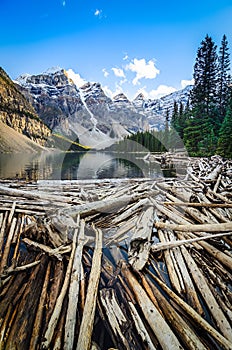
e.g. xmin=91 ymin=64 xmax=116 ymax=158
xmin=0 ymin=153 xmax=40 ymax=181
xmin=0 ymin=151 xmax=175 ymax=181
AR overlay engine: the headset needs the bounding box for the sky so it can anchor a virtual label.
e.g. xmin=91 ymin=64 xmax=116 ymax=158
xmin=0 ymin=0 xmax=232 ymax=100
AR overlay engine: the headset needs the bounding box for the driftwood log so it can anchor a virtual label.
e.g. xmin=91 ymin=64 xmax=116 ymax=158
xmin=0 ymin=155 xmax=231 ymax=350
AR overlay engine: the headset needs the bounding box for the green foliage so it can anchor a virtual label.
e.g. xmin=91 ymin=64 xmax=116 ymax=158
xmin=218 ymin=35 xmax=231 ymax=121
xmin=182 ymin=34 xmax=231 ymax=157
xmin=217 ymin=93 xmax=232 ymax=158
xmin=191 ymin=35 xmax=218 ymax=113
xmin=110 ymin=129 xmax=168 ymax=153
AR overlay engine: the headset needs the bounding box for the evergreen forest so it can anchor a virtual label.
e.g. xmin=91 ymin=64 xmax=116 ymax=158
xmin=119 ymin=34 xmax=232 ymax=158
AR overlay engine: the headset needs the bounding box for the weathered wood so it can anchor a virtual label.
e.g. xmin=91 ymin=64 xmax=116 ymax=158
xmin=0 ymin=260 xmax=41 ymax=279
xmin=213 ymin=173 xmax=222 ymax=192
xmin=0 ymin=303 xmax=13 ymax=348
xmin=150 ymin=272 xmax=232 ymax=350
xmin=5 ymin=255 xmax=47 ymax=350
xmin=128 ymin=301 xmax=157 ymax=350
xmin=151 ymin=231 xmax=232 ymax=253
xmin=45 ymin=223 xmax=65 ymax=247
xmin=138 ymin=273 xmax=163 ymax=318
xmin=7 ymin=201 xmax=17 ymax=225
xmin=105 ymin=218 xmax=135 ymax=246
xmin=64 ymin=219 xmax=88 ymax=350
xmin=111 ymin=198 xmax=149 ymax=225
xmin=0 ymin=212 xmax=8 ymax=259
xmin=163 ymin=201 xmax=232 ymax=208
xmin=128 ymin=205 xmax=154 ymax=271
xmin=180 ymin=231 xmax=232 ymax=271
xmin=59 ymin=191 xmax=157 ymax=219
xmin=59 ymin=194 xmax=136 ymax=218
xmin=29 ymin=261 xmax=51 ymax=350
xmin=146 ymin=275 xmax=208 ymax=350
xmin=121 ymin=262 xmax=184 ymax=350
xmin=207 ymin=188 xmax=232 ymax=204
xmin=157 ymin=229 xmax=182 ymax=295
xmin=0 ymin=213 xmax=3 ymax=230
xmin=0 ymin=217 xmax=17 ymax=272
xmin=52 ymin=295 xmax=68 ymax=350
xmin=153 ymin=199 xmax=192 ymax=224
xmin=155 ymin=221 xmax=232 ymax=233
xmin=44 ymin=260 xmax=64 ymax=333
xmin=22 ymin=237 xmax=71 ymax=260
xmin=42 ymin=220 xmax=79 ymax=349
xmin=181 ymin=245 xmax=232 ymax=342
xmin=0 ymin=156 xmax=231 ymax=349
xmin=0 ymin=185 xmax=71 ymax=203
xmin=76 ymin=226 xmax=102 ymax=350
xmin=100 ymin=288 xmax=131 ymax=350
xmin=204 ymin=164 xmax=223 ymax=182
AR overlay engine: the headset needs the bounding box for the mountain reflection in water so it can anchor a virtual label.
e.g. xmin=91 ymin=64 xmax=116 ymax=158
xmin=0 ymin=151 xmax=177 ymax=181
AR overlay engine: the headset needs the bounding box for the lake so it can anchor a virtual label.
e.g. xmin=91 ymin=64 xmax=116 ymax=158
xmin=0 ymin=151 xmax=178 ymax=181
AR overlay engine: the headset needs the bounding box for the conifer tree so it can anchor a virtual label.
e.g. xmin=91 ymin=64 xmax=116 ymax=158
xmin=217 ymin=91 xmax=232 ymax=158
xmin=171 ymin=101 xmax=178 ymax=129
xmin=185 ymin=35 xmax=219 ymax=155
xmin=163 ymin=108 xmax=170 ymax=150
xmin=218 ymin=34 xmax=231 ymax=121
xmin=190 ymin=34 xmax=218 ymax=114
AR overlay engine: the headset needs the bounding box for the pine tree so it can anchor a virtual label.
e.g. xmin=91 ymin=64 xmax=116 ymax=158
xmin=217 ymin=91 xmax=232 ymax=158
xmin=171 ymin=101 xmax=178 ymax=129
xmin=218 ymin=34 xmax=231 ymax=121
xmin=177 ymin=102 xmax=187 ymax=139
xmin=185 ymin=35 xmax=219 ymax=155
xmin=183 ymin=107 xmax=213 ymax=156
xmin=190 ymin=34 xmax=218 ymax=114
xmin=163 ymin=109 xmax=170 ymax=150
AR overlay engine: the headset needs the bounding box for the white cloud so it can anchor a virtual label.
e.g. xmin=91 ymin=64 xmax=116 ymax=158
xmin=181 ymin=79 xmax=194 ymax=89
xmin=66 ymin=69 xmax=87 ymax=88
xmin=126 ymin=58 xmax=160 ymax=85
xmin=123 ymin=53 xmax=129 ymax=61
xmin=119 ymin=78 xmax=127 ymax=85
xmin=94 ymin=9 xmax=102 ymax=16
xmin=135 ymin=85 xmax=177 ymax=100
xmin=112 ymin=67 xmax=126 ymax=78
xmin=102 ymin=68 xmax=109 ymax=78
xmin=102 ymin=84 xmax=123 ymax=99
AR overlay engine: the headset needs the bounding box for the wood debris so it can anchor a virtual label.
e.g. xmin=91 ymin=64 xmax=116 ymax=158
xmin=0 ymin=155 xmax=231 ymax=349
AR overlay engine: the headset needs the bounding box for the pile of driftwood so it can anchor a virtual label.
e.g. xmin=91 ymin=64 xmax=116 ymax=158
xmin=0 ymin=155 xmax=231 ymax=350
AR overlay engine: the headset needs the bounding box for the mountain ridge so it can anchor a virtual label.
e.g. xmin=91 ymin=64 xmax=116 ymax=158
xmin=0 ymin=67 xmax=51 ymax=147
xmin=15 ymin=67 xmax=193 ymax=149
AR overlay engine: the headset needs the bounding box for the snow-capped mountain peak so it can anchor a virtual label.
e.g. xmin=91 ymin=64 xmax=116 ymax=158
xmin=134 ymin=93 xmax=146 ymax=101
xmin=43 ymin=66 xmax=63 ymax=74
xmin=15 ymin=67 xmax=193 ymax=147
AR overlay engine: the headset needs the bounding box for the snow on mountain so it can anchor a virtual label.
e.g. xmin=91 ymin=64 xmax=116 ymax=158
xmin=44 ymin=66 xmax=63 ymax=74
xmin=15 ymin=67 xmax=193 ymax=148
xmin=133 ymin=85 xmax=192 ymax=129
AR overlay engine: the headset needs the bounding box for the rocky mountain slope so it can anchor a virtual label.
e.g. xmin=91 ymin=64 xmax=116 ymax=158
xmin=133 ymin=86 xmax=192 ymax=128
xmin=15 ymin=67 xmax=192 ymax=149
xmin=0 ymin=67 xmax=51 ymax=147
xmin=0 ymin=121 xmax=46 ymax=153
xmin=16 ymin=70 xmax=140 ymax=148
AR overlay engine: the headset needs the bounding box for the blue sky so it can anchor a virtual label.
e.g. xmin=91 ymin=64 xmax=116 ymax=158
xmin=0 ymin=0 xmax=232 ymax=100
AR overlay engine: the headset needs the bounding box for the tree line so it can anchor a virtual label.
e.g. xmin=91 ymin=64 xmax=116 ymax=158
xmin=121 ymin=34 xmax=232 ymax=158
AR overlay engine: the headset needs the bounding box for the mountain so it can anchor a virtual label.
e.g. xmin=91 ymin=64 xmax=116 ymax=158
xmin=15 ymin=67 xmax=192 ymax=149
xmin=132 ymin=86 xmax=192 ymax=129
xmin=0 ymin=67 xmax=50 ymax=147
xmin=0 ymin=121 xmax=46 ymax=153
